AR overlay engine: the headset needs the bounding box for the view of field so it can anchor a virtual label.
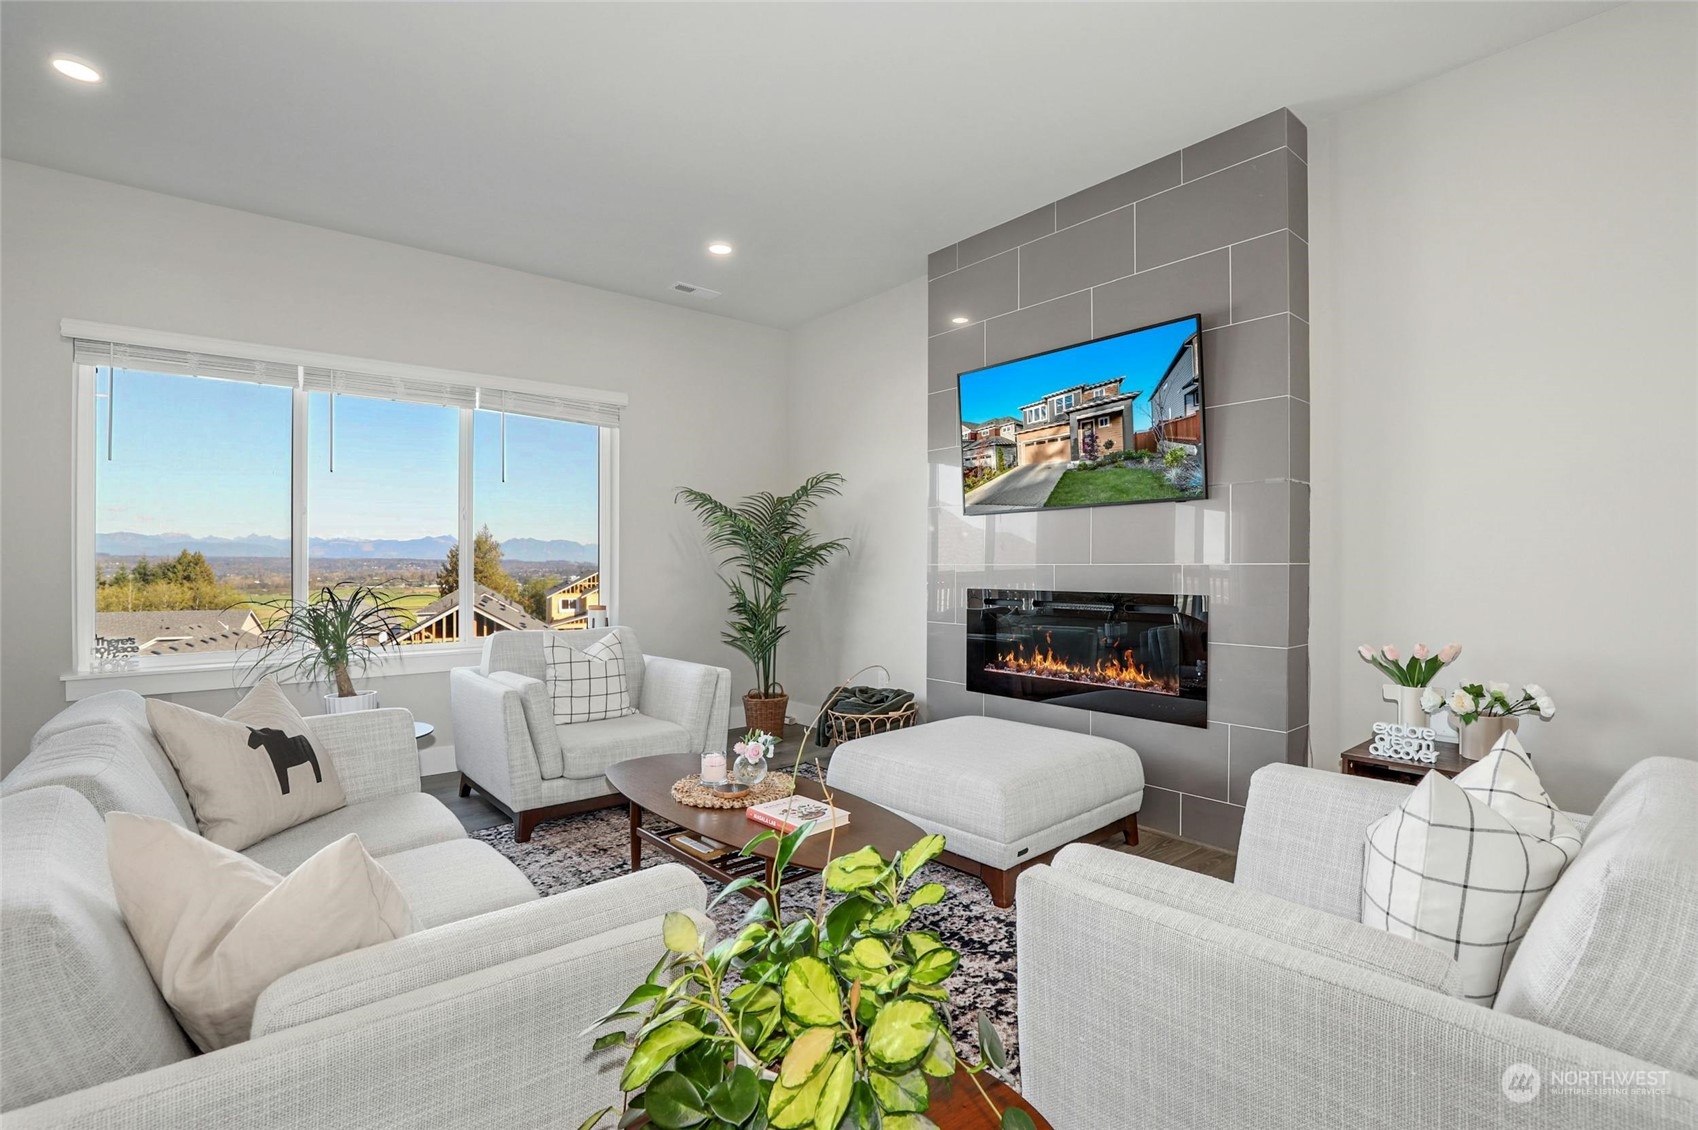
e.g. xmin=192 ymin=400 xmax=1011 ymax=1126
xmin=96 ymin=540 xmax=596 ymax=631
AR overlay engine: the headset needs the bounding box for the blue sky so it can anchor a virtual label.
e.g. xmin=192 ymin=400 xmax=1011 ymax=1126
xmin=96 ymin=369 xmax=599 ymax=544
xmin=957 ymin=316 xmax=1198 ymax=432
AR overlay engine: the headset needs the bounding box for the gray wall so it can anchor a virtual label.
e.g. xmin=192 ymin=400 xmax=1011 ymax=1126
xmin=925 ymin=110 xmax=1310 ymax=851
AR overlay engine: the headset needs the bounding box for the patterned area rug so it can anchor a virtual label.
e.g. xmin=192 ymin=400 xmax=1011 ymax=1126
xmin=470 ymin=802 xmax=1022 ymax=1076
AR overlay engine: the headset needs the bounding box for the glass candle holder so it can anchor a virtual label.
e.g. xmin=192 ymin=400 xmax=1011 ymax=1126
xmin=700 ymin=751 xmax=727 ymax=784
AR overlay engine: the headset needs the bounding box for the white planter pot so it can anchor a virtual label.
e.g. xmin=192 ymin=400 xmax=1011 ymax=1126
xmin=323 ymin=690 xmax=379 ymax=715
xmin=1382 ymin=684 xmax=1430 ymax=730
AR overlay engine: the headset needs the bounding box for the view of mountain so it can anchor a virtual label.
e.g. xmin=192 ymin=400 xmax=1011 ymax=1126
xmin=96 ymin=532 xmax=596 ymax=562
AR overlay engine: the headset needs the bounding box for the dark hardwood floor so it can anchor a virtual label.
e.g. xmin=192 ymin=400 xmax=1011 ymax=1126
xmin=422 ymin=772 xmax=509 ymax=833
xmin=424 ymin=762 xmax=1235 ymax=882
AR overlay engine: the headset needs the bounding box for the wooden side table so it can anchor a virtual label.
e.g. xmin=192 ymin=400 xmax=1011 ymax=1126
xmin=1339 ymin=737 xmax=1466 ymax=784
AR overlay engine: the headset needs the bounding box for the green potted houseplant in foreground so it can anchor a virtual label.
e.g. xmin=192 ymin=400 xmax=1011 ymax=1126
xmin=243 ymin=584 xmax=406 ymax=713
xmin=580 ymin=822 xmax=1035 ymax=1130
xmin=677 ymin=473 xmax=850 ymax=737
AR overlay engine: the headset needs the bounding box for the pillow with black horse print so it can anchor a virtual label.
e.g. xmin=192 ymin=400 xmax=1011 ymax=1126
xmin=146 ymin=677 xmax=346 ymax=851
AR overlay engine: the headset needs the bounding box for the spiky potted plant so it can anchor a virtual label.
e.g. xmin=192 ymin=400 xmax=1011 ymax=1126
xmin=244 ymin=584 xmax=406 ymax=713
xmin=580 ymin=819 xmax=1037 ymax=1130
xmin=677 ymin=473 xmax=850 ymax=737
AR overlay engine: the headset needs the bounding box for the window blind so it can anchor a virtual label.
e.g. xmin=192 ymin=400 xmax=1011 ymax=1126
xmin=72 ymin=339 xmax=301 ymax=388
xmin=67 ymin=324 xmax=624 ymax=428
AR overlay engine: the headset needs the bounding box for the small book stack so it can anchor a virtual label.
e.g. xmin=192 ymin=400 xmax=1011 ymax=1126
xmin=745 ymin=795 xmax=850 ymax=836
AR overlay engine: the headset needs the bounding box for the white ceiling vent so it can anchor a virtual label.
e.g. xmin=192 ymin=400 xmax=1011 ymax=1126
xmin=670 ymin=281 xmax=722 ymax=300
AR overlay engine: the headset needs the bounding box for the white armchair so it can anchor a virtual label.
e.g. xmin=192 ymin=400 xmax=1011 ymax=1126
xmin=451 ymin=627 xmax=730 ymax=840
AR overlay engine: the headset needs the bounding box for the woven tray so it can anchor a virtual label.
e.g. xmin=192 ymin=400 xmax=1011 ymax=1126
xmin=671 ymin=772 xmax=795 ymax=810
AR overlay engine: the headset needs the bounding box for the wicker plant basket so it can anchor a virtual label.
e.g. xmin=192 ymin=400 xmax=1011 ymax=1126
xmin=822 ymin=665 xmax=920 ymax=746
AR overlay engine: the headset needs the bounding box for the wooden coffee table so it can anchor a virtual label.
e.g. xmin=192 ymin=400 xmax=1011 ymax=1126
xmin=605 ymin=752 xmax=925 ymax=902
xmin=626 ymin=1064 xmax=1049 ymax=1129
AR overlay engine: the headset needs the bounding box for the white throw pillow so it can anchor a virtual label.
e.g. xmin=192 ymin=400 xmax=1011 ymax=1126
xmin=1361 ymin=733 xmax=1581 ymax=1005
xmin=542 ymin=632 xmax=636 ymax=724
xmin=107 ymin=812 xmax=413 ymax=1051
xmin=147 ymin=676 xmax=346 ymax=851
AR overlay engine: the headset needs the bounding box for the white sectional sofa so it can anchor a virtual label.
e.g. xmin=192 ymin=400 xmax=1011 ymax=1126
xmin=0 ymin=690 xmax=709 ymax=1126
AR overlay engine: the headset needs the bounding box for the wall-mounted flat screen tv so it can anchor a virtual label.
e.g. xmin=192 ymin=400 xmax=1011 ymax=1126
xmin=957 ymin=314 xmax=1205 ymax=515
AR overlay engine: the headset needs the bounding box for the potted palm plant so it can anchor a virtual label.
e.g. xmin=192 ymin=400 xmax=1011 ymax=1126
xmin=244 ymin=584 xmax=406 ymax=713
xmin=677 ymin=473 xmax=850 ymax=736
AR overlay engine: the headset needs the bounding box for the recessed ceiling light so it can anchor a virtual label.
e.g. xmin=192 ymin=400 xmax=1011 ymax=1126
xmin=951 ymin=316 xmax=971 ymax=325
xmin=50 ymin=56 xmax=102 ymax=84
xmin=707 ymin=241 xmax=733 ymax=256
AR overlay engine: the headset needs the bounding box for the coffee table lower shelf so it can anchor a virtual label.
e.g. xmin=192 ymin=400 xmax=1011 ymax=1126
xmin=628 ymin=805 xmax=813 ymax=899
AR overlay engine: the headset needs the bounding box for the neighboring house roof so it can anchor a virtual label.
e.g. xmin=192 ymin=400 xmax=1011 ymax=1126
xmin=544 ymin=571 xmax=599 ymax=599
xmin=94 ymin=609 xmax=263 ymax=655
xmin=980 ymin=415 xmax=1019 ymax=428
xmin=399 ymin=584 xmax=550 ymax=640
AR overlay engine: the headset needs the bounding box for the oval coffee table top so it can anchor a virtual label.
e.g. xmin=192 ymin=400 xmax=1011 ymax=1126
xmin=606 ymin=752 xmax=924 ymax=872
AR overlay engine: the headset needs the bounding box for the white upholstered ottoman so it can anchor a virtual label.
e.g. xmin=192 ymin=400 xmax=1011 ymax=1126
xmin=826 ymin=715 xmax=1144 ymax=906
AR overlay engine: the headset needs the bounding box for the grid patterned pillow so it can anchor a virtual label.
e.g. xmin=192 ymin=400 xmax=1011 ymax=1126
xmin=542 ymin=632 xmax=637 ymax=725
xmin=1362 ymin=733 xmax=1581 ymax=1005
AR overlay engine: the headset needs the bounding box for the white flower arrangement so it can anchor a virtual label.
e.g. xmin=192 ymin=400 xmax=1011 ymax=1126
xmin=1431 ymin=682 xmax=1556 ymax=726
xmin=733 ymin=729 xmax=779 ymax=765
xmin=1356 ymin=641 xmax=1462 ymax=687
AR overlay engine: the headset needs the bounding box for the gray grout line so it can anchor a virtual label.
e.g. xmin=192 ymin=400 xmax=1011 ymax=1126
xmin=929 ymin=227 xmax=1302 ymax=338
xmin=927 ymin=145 xmax=1304 ymax=285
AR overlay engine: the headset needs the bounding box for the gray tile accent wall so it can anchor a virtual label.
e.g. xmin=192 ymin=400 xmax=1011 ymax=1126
xmin=925 ymin=109 xmax=1309 ymax=852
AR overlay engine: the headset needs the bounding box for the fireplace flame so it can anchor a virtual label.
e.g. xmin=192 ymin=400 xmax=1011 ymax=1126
xmin=987 ymin=632 xmax=1180 ymax=695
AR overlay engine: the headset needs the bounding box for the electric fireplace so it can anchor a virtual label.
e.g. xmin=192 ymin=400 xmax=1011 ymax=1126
xmin=966 ymin=589 xmax=1208 ymax=727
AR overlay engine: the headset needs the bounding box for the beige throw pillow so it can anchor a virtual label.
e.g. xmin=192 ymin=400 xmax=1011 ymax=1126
xmin=147 ymin=677 xmax=345 ymax=851
xmin=107 ymin=811 xmax=413 ymax=1051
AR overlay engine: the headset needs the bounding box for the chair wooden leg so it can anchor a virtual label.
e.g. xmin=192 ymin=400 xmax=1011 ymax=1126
xmin=1124 ymin=812 xmax=1140 ymax=847
xmin=458 ymin=774 xmax=472 ymax=799
xmin=516 ymin=810 xmax=541 ymax=844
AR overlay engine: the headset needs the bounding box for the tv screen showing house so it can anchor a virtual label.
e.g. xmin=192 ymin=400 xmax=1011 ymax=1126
xmin=956 ymin=314 xmax=1206 ymax=515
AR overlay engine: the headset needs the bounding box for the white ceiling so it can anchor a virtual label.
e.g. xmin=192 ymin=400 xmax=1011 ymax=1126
xmin=2 ymin=2 xmax=1610 ymax=328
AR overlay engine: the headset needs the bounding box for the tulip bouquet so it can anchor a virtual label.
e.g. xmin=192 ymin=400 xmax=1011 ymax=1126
xmin=1428 ymin=682 xmax=1556 ymax=725
xmin=1356 ymin=642 xmax=1461 ymax=687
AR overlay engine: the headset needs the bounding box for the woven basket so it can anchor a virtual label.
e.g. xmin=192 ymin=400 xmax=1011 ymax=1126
xmin=822 ymin=665 xmax=920 ymax=747
xmin=828 ymin=699 xmax=919 ymax=744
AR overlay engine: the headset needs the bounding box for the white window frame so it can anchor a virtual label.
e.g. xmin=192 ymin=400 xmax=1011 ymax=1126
xmin=65 ymin=323 xmax=623 ymax=699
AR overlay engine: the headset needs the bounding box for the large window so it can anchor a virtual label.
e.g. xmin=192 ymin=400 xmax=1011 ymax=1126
xmin=92 ymin=368 xmax=293 ymax=660
xmin=473 ymin=409 xmax=601 ymax=632
xmin=309 ymin=392 xmax=463 ymax=642
xmin=75 ymin=327 xmax=620 ymax=672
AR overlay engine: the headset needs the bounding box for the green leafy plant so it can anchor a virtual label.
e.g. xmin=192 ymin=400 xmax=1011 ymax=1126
xmin=580 ymin=822 xmax=1032 ymax=1130
xmin=676 ymin=473 xmax=850 ymax=697
xmin=1163 ymin=446 xmax=1187 ymax=468
xmin=244 ymin=584 xmax=405 ymax=698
